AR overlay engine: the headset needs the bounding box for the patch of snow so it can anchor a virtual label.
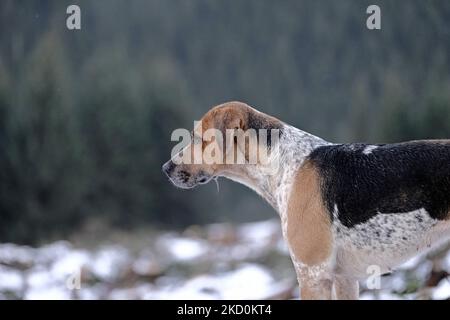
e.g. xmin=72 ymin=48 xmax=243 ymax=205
xmin=158 ymin=236 xmax=208 ymax=262
xmin=276 ymin=238 xmax=289 ymax=254
xmin=146 ymin=280 xmax=217 ymax=300
xmin=78 ymin=284 xmax=108 ymax=300
xmin=0 ymin=243 xmax=35 ymax=266
xmin=35 ymin=241 xmax=72 ymax=264
xmin=380 ymin=290 xmax=404 ymax=300
xmin=431 ymin=279 xmax=450 ymax=300
xmin=359 ymin=292 xmax=375 ymax=300
xmin=360 ymin=289 xmax=408 ymax=300
xmin=51 ymin=250 xmax=90 ymax=280
xmin=109 ymin=284 xmax=154 ymax=300
xmin=27 ymin=267 xmax=53 ymax=288
xmin=147 ymin=264 xmax=276 ymax=300
xmin=229 ymin=244 xmax=252 ymax=261
xmin=90 ymin=246 xmax=129 ymax=281
xmin=25 ymin=286 xmax=71 ymax=300
xmin=238 ymin=220 xmax=279 ymax=243
xmin=132 ymin=250 xmax=162 ymax=277
xmin=0 ymin=265 xmax=24 ymax=291
xmin=387 ymin=273 xmax=407 ymax=293
xmin=214 ymin=264 xmax=274 ymax=299
xmin=413 ymin=261 xmax=433 ymax=281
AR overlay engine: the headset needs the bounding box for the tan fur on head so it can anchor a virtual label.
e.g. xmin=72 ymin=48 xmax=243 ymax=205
xmin=205 ymin=101 xmax=250 ymax=133
xmin=199 ymin=102 xmax=251 ymax=166
xmin=163 ymin=101 xmax=282 ymax=189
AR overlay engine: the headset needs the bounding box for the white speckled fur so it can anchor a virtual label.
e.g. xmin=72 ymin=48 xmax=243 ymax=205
xmin=223 ymin=124 xmax=329 ymax=233
xmin=333 ymin=205 xmax=450 ymax=278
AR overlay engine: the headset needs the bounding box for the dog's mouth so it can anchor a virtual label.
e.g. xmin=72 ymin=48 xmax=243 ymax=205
xmin=197 ymin=175 xmax=213 ymax=185
xmin=167 ymin=172 xmax=214 ymax=189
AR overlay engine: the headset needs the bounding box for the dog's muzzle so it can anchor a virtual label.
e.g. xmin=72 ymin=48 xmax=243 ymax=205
xmin=162 ymin=160 xmax=213 ymax=189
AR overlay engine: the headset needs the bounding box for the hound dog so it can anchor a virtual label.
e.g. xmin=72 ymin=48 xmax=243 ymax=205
xmin=162 ymin=101 xmax=450 ymax=300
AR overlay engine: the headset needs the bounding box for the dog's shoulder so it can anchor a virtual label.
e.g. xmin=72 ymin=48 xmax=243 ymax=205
xmin=305 ymin=140 xmax=450 ymax=227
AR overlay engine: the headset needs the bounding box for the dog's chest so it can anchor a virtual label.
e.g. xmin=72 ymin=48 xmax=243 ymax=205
xmin=274 ymin=126 xmax=329 ymax=234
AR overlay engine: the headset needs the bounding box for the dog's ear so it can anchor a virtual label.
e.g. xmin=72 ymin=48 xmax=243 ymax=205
xmin=214 ymin=108 xmax=246 ymax=141
xmin=211 ymin=107 xmax=247 ymax=160
xmin=222 ymin=108 xmax=246 ymax=131
xmin=231 ymin=117 xmax=244 ymax=131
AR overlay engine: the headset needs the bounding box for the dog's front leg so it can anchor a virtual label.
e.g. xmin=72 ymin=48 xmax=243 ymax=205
xmin=285 ymin=162 xmax=335 ymax=299
xmin=332 ymin=275 xmax=359 ymax=300
xmin=295 ymin=264 xmax=333 ymax=300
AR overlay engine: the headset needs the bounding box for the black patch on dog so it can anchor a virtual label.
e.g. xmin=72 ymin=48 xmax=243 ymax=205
xmin=308 ymin=141 xmax=450 ymax=227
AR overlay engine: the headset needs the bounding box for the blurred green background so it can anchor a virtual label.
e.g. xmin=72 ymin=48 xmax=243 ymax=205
xmin=0 ymin=0 xmax=449 ymax=244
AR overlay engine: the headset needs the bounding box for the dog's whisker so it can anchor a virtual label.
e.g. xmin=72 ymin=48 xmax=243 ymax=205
xmin=214 ymin=177 xmax=220 ymax=193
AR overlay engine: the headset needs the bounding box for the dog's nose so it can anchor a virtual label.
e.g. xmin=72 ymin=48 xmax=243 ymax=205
xmin=162 ymin=160 xmax=175 ymax=177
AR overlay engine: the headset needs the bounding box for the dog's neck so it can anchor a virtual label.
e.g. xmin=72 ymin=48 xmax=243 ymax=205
xmin=221 ymin=124 xmax=330 ymax=215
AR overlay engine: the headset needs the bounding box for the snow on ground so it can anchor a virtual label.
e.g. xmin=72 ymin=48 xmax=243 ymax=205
xmin=0 ymin=265 xmax=24 ymax=292
xmin=432 ymin=279 xmax=450 ymax=300
xmin=143 ymin=264 xmax=281 ymax=300
xmin=0 ymin=219 xmax=450 ymax=300
xmin=157 ymin=235 xmax=209 ymax=262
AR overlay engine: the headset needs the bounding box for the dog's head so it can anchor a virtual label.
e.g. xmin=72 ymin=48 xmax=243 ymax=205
xmin=162 ymin=101 xmax=282 ymax=189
